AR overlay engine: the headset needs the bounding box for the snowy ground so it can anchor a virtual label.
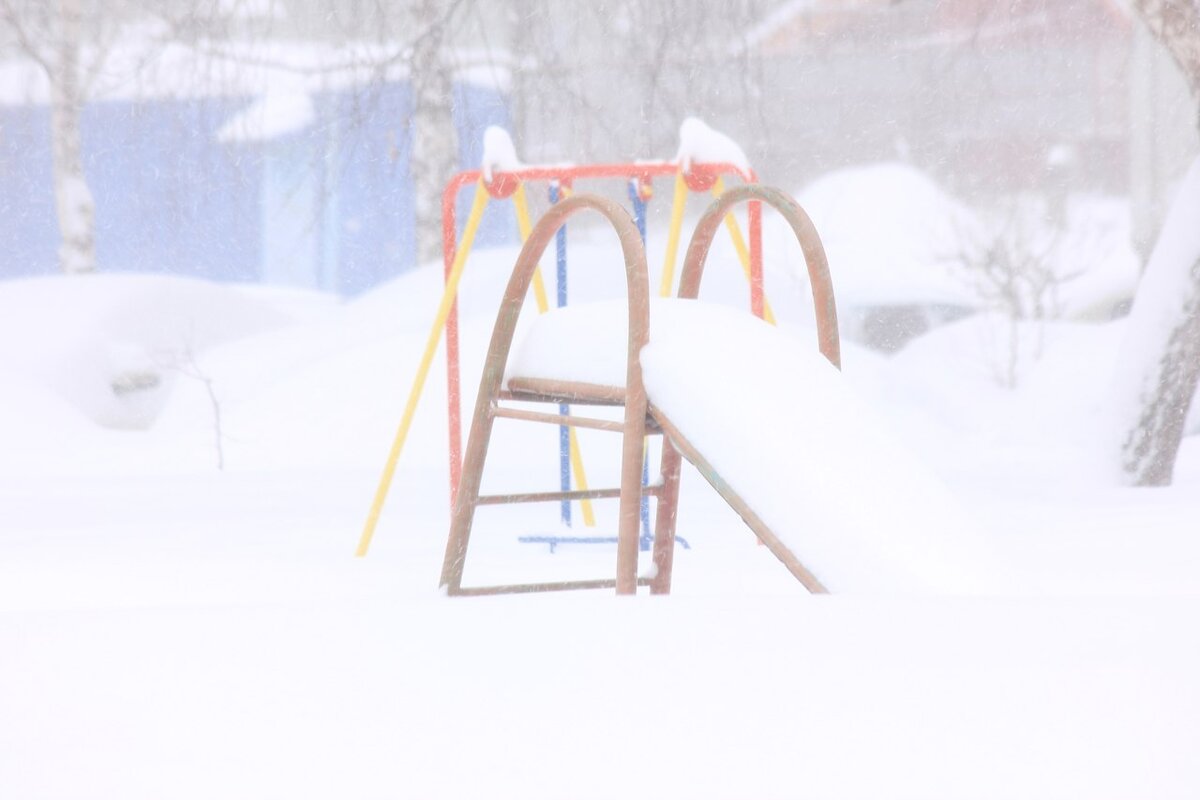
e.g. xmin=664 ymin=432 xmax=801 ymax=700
xmin=3 ymin=194 xmax=1200 ymax=797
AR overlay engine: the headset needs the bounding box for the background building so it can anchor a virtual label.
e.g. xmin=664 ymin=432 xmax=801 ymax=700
xmin=1 ymin=0 xmax=1196 ymax=291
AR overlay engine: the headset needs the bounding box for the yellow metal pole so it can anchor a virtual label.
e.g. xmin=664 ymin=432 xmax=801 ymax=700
xmin=567 ymin=428 xmax=596 ymax=526
xmin=659 ymin=172 xmax=689 ymax=298
xmin=513 ymin=183 xmax=551 ymax=314
xmin=356 ymin=181 xmax=491 ymax=557
xmin=513 ymin=182 xmax=596 ymax=527
xmin=712 ymin=177 xmax=777 ymax=326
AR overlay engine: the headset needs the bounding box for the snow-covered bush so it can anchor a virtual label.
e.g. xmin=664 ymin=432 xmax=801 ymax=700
xmin=788 ymin=162 xmax=1138 ymax=386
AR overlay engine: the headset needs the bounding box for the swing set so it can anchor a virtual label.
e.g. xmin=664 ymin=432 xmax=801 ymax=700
xmin=355 ymin=138 xmax=776 ymax=558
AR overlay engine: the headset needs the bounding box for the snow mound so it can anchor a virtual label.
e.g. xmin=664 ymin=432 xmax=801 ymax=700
xmin=1033 ymin=194 xmax=1140 ymax=319
xmin=796 ymin=162 xmax=981 ymax=308
xmin=674 ymin=117 xmax=751 ymax=175
xmin=0 ymin=274 xmax=332 ymax=430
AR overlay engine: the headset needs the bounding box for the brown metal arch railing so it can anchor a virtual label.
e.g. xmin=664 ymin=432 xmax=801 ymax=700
xmin=647 ymin=185 xmax=840 ymax=595
xmin=440 ymin=193 xmax=652 ymax=596
xmin=678 ymin=184 xmax=841 ymax=369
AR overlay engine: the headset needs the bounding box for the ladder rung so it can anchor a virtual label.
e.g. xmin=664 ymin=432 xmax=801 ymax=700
xmin=501 ymin=379 xmax=626 ymax=406
xmin=449 ymin=577 xmax=655 ymax=596
xmin=490 ymin=405 xmax=627 ymax=432
xmin=476 ymin=484 xmax=663 ymax=506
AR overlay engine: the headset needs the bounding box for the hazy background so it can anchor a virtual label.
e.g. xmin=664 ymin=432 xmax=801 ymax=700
xmin=0 ymin=0 xmax=1195 ymax=284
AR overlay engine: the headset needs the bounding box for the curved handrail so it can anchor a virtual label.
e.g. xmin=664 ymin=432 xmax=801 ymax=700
xmin=440 ymin=163 xmax=758 ymax=505
xmin=440 ymin=193 xmax=651 ymax=595
xmin=678 ymin=185 xmax=841 ymax=369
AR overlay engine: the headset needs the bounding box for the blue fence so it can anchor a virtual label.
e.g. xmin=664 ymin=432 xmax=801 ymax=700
xmin=0 ymin=79 xmax=513 ymax=294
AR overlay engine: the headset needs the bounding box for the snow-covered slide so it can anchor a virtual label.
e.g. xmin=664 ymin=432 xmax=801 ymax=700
xmin=510 ymin=299 xmax=997 ymax=594
xmin=646 ymin=308 xmax=997 ymax=593
xmin=447 ymin=186 xmax=998 ymax=595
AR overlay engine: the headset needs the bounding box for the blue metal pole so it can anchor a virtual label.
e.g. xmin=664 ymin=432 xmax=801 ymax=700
xmin=550 ymin=183 xmax=571 ymax=527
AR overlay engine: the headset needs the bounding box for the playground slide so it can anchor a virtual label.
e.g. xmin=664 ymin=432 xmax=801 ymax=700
xmin=510 ymin=299 xmax=1001 ymax=594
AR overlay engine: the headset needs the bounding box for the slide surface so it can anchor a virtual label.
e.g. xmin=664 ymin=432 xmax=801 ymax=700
xmin=510 ymin=299 xmax=999 ymax=593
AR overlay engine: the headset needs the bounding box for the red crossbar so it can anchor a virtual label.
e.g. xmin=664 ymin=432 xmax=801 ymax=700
xmin=441 ymin=161 xmax=760 ymax=507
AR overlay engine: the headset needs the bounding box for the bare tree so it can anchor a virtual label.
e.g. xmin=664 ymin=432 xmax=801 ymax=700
xmin=408 ymin=0 xmax=462 ymax=265
xmin=501 ymin=0 xmax=771 ymax=165
xmin=191 ymin=0 xmax=471 ymax=265
xmin=1117 ymin=0 xmax=1200 ymax=486
xmin=957 ymin=201 xmax=1082 ymax=389
xmin=1 ymin=0 xmax=101 ymax=273
xmin=0 ymin=0 xmax=199 ymax=274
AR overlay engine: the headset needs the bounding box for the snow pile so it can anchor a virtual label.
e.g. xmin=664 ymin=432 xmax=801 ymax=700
xmin=1051 ymin=195 xmax=1140 ymax=319
xmin=674 ymin=117 xmax=751 ymax=175
xmin=795 ymin=162 xmax=981 ymax=308
xmin=0 ymin=274 xmax=331 ymax=430
xmin=480 ymin=126 xmax=523 ymax=181
xmin=777 ymin=165 xmax=1137 ymax=354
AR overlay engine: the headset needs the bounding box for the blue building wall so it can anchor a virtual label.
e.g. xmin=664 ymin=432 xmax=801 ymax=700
xmin=0 ymin=78 xmax=514 ymax=295
xmin=90 ymin=97 xmax=262 ymax=282
xmin=0 ymin=104 xmax=66 ymax=277
xmin=317 ymin=82 xmax=415 ymax=295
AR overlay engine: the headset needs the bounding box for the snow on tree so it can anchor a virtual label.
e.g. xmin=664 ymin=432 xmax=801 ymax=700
xmin=1117 ymin=0 xmax=1200 ymax=486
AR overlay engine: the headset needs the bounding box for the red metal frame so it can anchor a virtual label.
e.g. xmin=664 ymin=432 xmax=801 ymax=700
xmin=441 ymin=161 xmax=760 ymax=506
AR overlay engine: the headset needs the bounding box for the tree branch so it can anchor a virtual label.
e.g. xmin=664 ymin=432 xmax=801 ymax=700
xmin=0 ymin=0 xmax=54 ymax=74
